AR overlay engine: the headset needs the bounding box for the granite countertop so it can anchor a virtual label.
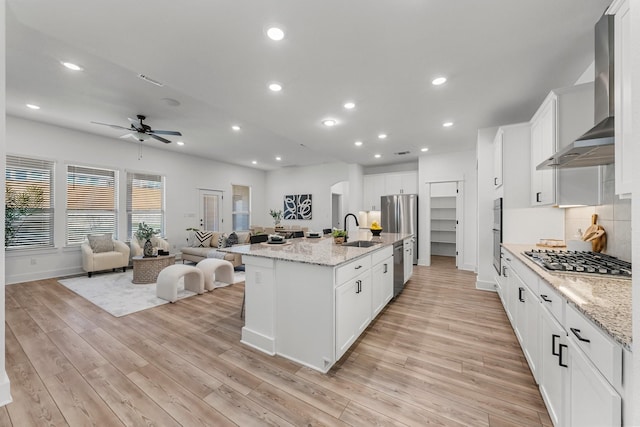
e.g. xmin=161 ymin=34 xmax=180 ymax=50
xmin=219 ymin=231 xmax=411 ymax=267
xmin=503 ymin=243 xmax=632 ymax=351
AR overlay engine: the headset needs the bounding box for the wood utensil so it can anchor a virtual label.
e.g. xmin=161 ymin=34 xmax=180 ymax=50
xmin=581 ymin=214 xmax=599 ymax=241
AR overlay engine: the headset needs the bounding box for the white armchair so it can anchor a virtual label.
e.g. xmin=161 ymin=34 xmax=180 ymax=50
xmin=130 ymin=236 xmax=170 ymax=257
xmin=81 ymin=234 xmax=130 ymax=277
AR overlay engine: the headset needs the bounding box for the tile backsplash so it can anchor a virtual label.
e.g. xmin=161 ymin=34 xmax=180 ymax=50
xmin=564 ymin=165 xmax=631 ymax=261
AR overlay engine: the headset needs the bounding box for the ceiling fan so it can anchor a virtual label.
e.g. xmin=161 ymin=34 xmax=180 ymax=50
xmin=91 ymin=114 xmax=182 ymax=143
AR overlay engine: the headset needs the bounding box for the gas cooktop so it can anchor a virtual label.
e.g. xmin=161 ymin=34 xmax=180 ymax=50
xmin=523 ymin=249 xmax=632 ymax=278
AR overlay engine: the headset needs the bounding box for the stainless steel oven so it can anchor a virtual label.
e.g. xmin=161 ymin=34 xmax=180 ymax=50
xmin=493 ymin=198 xmax=503 ymax=274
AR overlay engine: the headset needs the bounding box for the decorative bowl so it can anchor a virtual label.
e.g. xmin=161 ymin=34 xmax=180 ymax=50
xmin=370 ymin=228 xmax=382 ymax=236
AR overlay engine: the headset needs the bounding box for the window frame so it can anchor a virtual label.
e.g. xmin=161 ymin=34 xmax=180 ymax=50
xmin=231 ymin=184 xmax=251 ymax=232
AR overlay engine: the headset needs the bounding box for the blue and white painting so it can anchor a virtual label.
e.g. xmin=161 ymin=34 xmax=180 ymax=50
xmin=284 ymin=194 xmax=312 ymax=220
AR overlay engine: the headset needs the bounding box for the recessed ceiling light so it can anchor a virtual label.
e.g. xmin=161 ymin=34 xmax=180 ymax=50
xmin=344 ymin=102 xmax=355 ymax=110
xmin=354 ymin=141 xmax=363 ymax=147
xmin=26 ymin=104 xmax=40 ymax=110
xmin=269 ymin=82 xmax=282 ymax=92
xmin=443 ymin=121 xmax=454 ymax=127
xmin=177 ymin=141 xmax=185 ymax=146
xmin=266 ymin=27 xmax=285 ymax=41
xmin=432 ymin=76 xmax=447 ymax=86
xmin=378 ymin=133 xmax=387 ymax=139
xmin=374 ymin=154 xmax=381 ymax=158
xmin=61 ymin=61 xmax=83 ymax=71
xmin=232 ymin=125 xmax=241 ymax=131
xmin=421 ymin=147 xmax=429 ymax=152
xmin=252 ymin=160 xmax=258 ymax=165
xmin=275 ymin=156 xmax=282 ymax=161
xmin=322 ymin=119 xmax=337 ymax=127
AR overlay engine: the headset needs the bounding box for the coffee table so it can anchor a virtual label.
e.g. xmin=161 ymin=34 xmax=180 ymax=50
xmin=132 ymin=254 xmax=176 ymax=284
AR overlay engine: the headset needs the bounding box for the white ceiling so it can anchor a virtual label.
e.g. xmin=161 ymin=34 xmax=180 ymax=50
xmin=6 ymin=0 xmax=611 ymax=171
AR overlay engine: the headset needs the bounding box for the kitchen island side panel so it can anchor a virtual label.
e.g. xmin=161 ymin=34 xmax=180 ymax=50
xmin=241 ymin=256 xmax=277 ymax=354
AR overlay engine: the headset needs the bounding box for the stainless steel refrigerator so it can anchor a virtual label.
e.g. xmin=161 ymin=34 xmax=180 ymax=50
xmin=381 ymin=194 xmax=418 ymax=265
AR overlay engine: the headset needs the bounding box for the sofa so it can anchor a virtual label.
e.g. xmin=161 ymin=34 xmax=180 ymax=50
xmin=180 ymin=230 xmax=251 ymax=268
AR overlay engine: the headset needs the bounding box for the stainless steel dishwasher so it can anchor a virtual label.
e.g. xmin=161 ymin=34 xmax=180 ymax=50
xmin=393 ymin=241 xmax=404 ymax=297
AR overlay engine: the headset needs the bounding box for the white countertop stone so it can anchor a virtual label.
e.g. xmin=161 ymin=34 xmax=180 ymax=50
xmin=219 ymin=231 xmax=411 ymax=267
xmin=503 ymin=243 xmax=632 ymax=351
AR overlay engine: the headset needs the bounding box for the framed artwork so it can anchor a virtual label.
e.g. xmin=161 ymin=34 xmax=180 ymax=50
xmin=284 ymin=194 xmax=312 ymax=220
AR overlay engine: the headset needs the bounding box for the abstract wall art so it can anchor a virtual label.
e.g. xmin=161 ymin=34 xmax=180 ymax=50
xmin=283 ymin=194 xmax=312 ymax=220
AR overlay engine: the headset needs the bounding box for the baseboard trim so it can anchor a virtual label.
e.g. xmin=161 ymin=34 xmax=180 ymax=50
xmin=476 ymin=279 xmax=496 ymax=291
xmin=0 ymin=371 xmax=12 ymax=407
xmin=6 ymin=267 xmax=84 ymax=285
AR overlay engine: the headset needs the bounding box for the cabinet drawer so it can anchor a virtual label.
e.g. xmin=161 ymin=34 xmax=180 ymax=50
xmin=510 ymin=255 xmax=539 ymax=294
xmin=538 ymin=279 xmax=564 ymax=324
xmin=565 ymin=303 xmax=622 ymax=387
xmin=336 ymin=255 xmax=371 ymax=285
xmin=371 ymin=245 xmax=393 ymax=264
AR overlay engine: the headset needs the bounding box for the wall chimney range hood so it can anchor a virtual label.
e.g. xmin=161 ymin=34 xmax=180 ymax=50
xmin=537 ymin=14 xmax=614 ymax=170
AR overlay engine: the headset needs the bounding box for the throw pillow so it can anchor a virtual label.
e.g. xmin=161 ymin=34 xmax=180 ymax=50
xmin=194 ymin=231 xmax=213 ymax=247
xmin=225 ymin=232 xmax=238 ymax=247
xmin=87 ymin=233 xmax=114 ymax=253
xmin=187 ymin=230 xmax=199 ymax=247
xmin=217 ymin=233 xmax=227 ymax=249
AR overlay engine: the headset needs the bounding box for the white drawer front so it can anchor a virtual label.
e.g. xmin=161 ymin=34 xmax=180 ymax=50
xmin=371 ymin=245 xmax=393 ymax=265
xmin=565 ymin=303 xmax=622 ymax=388
xmin=336 ymin=255 xmax=372 ymax=285
xmin=538 ymin=279 xmax=564 ymax=324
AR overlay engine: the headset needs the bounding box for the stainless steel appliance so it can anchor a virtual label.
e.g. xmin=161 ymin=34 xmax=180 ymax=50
xmin=381 ymin=194 xmax=418 ymax=264
xmin=523 ymin=250 xmax=631 ymax=277
xmin=392 ymin=241 xmax=404 ymax=297
xmin=493 ymin=198 xmax=503 ymax=274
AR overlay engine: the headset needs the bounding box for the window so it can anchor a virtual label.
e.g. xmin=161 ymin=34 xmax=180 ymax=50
xmin=5 ymin=155 xmax=54 ymax=249
xmin=231 ymin=185 xmax=251 ymax=231
xmin=127 ymin=172 xmax=164 ymax=238
xmin=66 ymin=165 xmax=117 ymax=245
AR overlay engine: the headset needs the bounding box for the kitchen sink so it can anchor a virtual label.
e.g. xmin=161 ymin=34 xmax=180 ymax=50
xmin=342 ymin=240 xmax=380 ymax=248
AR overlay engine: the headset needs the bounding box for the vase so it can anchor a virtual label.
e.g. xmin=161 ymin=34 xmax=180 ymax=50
xmin=143 ymin=239 xmax=154 ymax=257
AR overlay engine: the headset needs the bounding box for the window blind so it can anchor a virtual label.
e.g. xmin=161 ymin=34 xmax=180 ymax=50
xmin=66 ymin=165 xmax=117 ymax=245
xmin=5 ymin=155 xmax=55 ymax=249
xmin=127 ymin=172 xmax=164 ymax=239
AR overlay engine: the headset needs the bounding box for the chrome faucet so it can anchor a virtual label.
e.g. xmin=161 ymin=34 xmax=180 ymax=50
xmin=343 ymin=213 xmax=359 ymax=242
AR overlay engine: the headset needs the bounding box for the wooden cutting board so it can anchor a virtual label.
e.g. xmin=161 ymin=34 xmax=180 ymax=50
xmin=581 ymin=214 xmax=600 ymax=241
xmin=590 ymin=225 xmax=606 ymax=252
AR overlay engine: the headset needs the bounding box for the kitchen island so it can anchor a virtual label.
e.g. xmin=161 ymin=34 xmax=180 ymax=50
xmin=220 ymin=231 xmax=412 ymax=372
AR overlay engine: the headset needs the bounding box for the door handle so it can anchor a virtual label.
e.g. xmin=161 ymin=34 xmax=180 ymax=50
xmin=536 ymin=192 xmax=541 ymax=203
xmin=558 ymin=343 xmax=568 ymax=368
xmin=570 ymin=328 xmax=591 ymax=343
xmin=383 ymin=264 xmax=388 ymax=274
xmin=518 ymin=287 xmax=525 ymax=302
xmin=552 ymin=334 xmax=560 ymax=356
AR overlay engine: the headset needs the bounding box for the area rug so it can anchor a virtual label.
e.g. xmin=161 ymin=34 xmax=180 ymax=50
xmin=58 ymin=270 xmax=245 ymax=317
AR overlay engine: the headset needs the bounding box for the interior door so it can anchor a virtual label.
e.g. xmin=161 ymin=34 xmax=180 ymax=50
xmin=199 ymin=189 xmax=222 ymax=231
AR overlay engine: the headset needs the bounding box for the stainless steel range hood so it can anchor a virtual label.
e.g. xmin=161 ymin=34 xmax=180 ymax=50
xmin=537 ymin=14 xmax=614 ymax=170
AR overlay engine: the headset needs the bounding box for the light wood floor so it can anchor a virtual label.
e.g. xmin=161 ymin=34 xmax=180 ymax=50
xmin=1 ymin=256 xmax=552 ymax=426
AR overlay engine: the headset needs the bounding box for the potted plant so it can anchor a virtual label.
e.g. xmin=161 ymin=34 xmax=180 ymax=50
xmin=269 ymin=209 xmax=283 ymax=227
xmin=135 ymin=222 xmax=159 ymax=257
xmin=332 ymin=228 xmax=348 ymax=245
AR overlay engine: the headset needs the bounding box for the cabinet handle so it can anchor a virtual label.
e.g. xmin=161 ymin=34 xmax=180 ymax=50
xmin=494 ymin=177 xmax=498 ymax=185
xmin=355 ymin=265 xmax=363 ymax=270
xmin=558 ymin=343 xmax=568 ymax=368
xmin=536 ymin=192 xmax=541 ymax=203
xmin=570 ymin=328 xmax=591 ymax=343
xmin=505 ymin=257 xmax=511 ymax=261
xmin=502 ymin=266 xmax=507 ymax=277
xmin=383 ymin=264 xmax=388 ymax=274
xmin=518 ymin=287 xmax=525 ymax=302
xmin=355 ymin=280 xmax=361 ymax=294
xmin=541 ymin=294 xmax=552 ymax=303
xmin=552 ymin=334 xmax=560 ymax=356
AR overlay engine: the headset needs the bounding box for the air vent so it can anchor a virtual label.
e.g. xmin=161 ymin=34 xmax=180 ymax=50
xmin=394 ymin=151 xmax=410 ymax=155
xmin=137 ymin=74 xmax=164 ymax=87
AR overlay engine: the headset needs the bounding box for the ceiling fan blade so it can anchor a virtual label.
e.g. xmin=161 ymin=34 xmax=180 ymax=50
xmin=150 ymin=130 xmax=182 ymax=136
xmin=150 ymin=134 xmax=172 ymax=144
xmin=121 ymin=132 xmax=151 ymax=141
xmin=91 ymin=121 xmax=131 ymax=131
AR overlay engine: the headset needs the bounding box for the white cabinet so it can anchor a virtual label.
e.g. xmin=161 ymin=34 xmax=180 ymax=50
xmin=493 ymin=128 xmax=504 ymax=188
xmin=371 ymin=254 xmax=393 ymax=317
xmin=612 ymin=0 xmax=632 ymax=196
xmin=530 ymin=84 xmax=600 ymax=207
xmin=335 ymin=269 xmax=372 ymax=360
xmin=363 ymin=171 xmax=418 ymax=210
xmin=403 ymin=238 xmax=413 ymax=283
xmin=539 ymin=306 xmax=567 ymax=427
xmin=498 ymin=123 xmax=531 ymax=209
xmin=511 ymin=271 xmax=540 ymax=380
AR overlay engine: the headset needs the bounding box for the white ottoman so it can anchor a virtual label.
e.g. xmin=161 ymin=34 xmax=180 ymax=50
xmin=196 ymin=259 xmax=235 ymax=291
xmin=156 ymin=264 xmax=204 ymax=302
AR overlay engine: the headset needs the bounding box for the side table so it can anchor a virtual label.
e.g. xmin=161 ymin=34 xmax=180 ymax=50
xmin=132 ymin=254 xmax=176 ymax=284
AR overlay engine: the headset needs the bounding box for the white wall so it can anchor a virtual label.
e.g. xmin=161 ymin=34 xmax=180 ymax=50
xmin=265 ymin=162 xmax=351 ymax=233
xmin=476 ymin=127 xmax=499 ymax=289
xmin=419 ymin=149 xmax=477 ymax=271
xmin=0 ymin=0 xmax=12 ymax=406
xmin=6 ymin=116 xmax=267 ymax=284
